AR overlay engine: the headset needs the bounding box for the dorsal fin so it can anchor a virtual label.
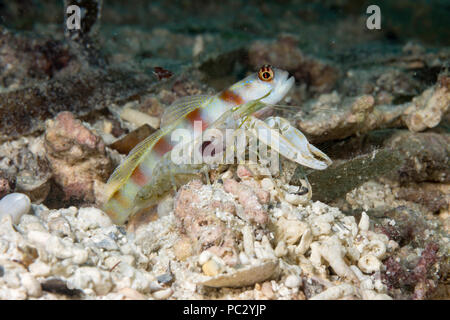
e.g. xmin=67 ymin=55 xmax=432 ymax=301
xmin=160 ymin=95 xmax=212 ymax=128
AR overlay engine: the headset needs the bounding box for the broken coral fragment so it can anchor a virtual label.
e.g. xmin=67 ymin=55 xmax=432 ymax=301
xmin=44 ymin=112 xmax=112 ymax=206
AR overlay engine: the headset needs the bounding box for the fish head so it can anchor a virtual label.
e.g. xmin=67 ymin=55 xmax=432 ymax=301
xmin=230 ymin=65 xmax=295 ymax=105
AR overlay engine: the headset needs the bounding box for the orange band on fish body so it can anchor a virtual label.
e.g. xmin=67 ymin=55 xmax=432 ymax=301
xmin=186 ymin=108 xmax=209 ymax=131
xmin=111 ymin=189 xmax=131 ymax=207
xmin=153 ymin=136 xmax=173 ymax=155
xmin=219 ymin=89 xmax=244 ymax=106
xmin=130 ymin=166 xmax=149 ymax=187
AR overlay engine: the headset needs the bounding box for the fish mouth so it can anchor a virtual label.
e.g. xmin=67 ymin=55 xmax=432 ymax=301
xmin=275 ymin=71 xmax=295 ymax=99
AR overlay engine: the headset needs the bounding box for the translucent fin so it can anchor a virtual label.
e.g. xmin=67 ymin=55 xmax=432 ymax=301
xmin=104 ymin=127 xmax=170 ymax=201
xmin=160 ymin=95 xmax=212 ymax=128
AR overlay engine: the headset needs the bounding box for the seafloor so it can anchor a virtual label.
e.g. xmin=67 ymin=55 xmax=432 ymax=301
xmin=0 ymin=0 xmax=448 ymax=300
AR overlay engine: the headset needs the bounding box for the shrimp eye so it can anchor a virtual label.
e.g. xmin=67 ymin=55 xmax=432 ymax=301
xmin=258 ymin=65 xmax=274 ymax=81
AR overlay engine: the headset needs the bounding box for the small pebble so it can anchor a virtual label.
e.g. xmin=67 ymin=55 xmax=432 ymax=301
xmin=121 ymin=107 xmax=160 ymax=129
xmin=285 ymin=275 xmax=302 ymax=288
xmin=198 ymin=251 xmax=213 ymax=265
xmin=260 ymin=178 xmax=275 ymax=191
xmin=358 ymin=211 xmax=370 ymax=232
xmin=285 ymin=193 xmax=306 ymax=206
xmin=274 ymin=241 xmax=288 ymax=257
xmin=0 ymin=193 xmax=31 ymax=224
xmin=152 ymin=288 xmax=173 ymax=300
xmin=157 ymin=273 xmax=174 ymax=285
xmin=239 ymin=252 xmax=250 ymax=265
xmin=47 ymin=217 xmax=72 ymax=237
xmin=149 ymin=281 xmax=164 ymax=292
xmin=220 ymin=170 xmax=233 ymax=180
xmin=202 ymin=259 xmax=223 ymax=277
xmin=173 ymin=237 xmax=193 ymax=261
xmin=29 ymin=261 xmax=51 ymax=277
xmin=237 ymin=165 xmax=253 ymax=179
xmin=118 ymin=288 xmax=146 ymax=300
xmin=20 ymin=273 xmax=42 ymax=298
xmin=358 ymin=254 xmax=381 ymax=274
xmin=360 ymin=278 xmax=374 ymax=290
xmin=261 ymin=281 xmax=275 ymax=299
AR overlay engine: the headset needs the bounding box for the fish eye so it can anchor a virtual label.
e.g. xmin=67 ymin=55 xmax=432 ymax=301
xmin=258 ymin=65 xmax=274 ymax=81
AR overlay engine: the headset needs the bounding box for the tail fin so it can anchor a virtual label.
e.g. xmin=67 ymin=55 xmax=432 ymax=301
xmin=103 ymin=128 xmax=170 ymax=224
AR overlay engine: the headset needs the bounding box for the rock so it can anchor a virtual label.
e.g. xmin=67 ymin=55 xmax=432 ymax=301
xmin=310 ymin=284 xmax=358 ymax=300
xmin=200 ymin=260 xmax=279 ymax=288
xmin=385 ymin=131 xmax=449 ymax=183
xmin=275 ymin=217 xmax=307 ymax=245
xmin=40 ymin=278 xmax=83 ymax=297
xmin=295 ymin=228 xmax=313 ymax=256
xmin=47 ymin=216 xmax=72 ymax=237
xmin=296 ymin=93 xmax=380 ymax=144
xmin=44 ymin=112 xmax=112 ymax=206
xmin=0 ymin=60 xmax=156 ymax=142
xmin=295 ymin=77 xmax=449 ymax=145
xmin=77 ymin=207 xmax=113 ymax=230
xmin=236 ymin=165 xmax=253 ymax=179
xmin=152 ymin=288 xmax=173 ymax=300
xmin=0 ymin=193 xmax=31 ymax=224
xmin=285 ymin=274 xmax=302 ymax=288
xmin=260 ymin=178 xmax=275 ymax=191
xmin=202 ymin=259 xmax=223 ymax=277
xmin=198 ymin=250 xmax=213 ymax=266
xmin=27 ymin=230 xmax=89 ymax=265
xmin=261 ymin=281 xmax=275 ymax=299
xmin=248 ymin=36 xmax=338 ymax=94
xmin=274 ymin=241 xmax=288 ymax=258
xmin=358 ymin=254 xmax=382 ymax=274
xmin=149 ymin=281 xmax=164 ymax=293
xmin=403 ymin=76 xmax=450 ymax=132
xmin=120 ymin=106 xmax=160 ymax=130
xmin=28 ymin=261 xmax=51 ymax=277
xmin=0 ymin=171 xmax=14 ymax=199
xmin=0 ymin=30 xmax=73 ymax=90
xmin=238 ymin=252 xmax=250 ymax=265
xmin=316 ymin=237 xmax=359 ymax=283
xmin=20 ymin=273 xmax=42 ymax=298
xmin=174 ymin=180 xmax=239 ymax=266
xmin=109 ymin=124 xmax=156 ymax=155
xmin=395 ymin=183 xmax=448 ymax=213
xmin=118 ymin=287 xmax=147 ymax=300
xmin=68 ymin=267 xmax=113 ymax=296
xmin=241 ymin=226 xmax=255 ymax=258
xmin=358 ymin=212 xmax=370 ymax=232
xmin=302 ymin=149 xmax=404 ymax=203
xmin=0 ymin=138 xmax=52 ymax=203
xmin=285 ymin=192 xmax=308 ymax=206
xmin=156 ymin=273 xmax=174 ymax=285
xmin=173 ymin=236 xmax=193 ymax=261
xmin=223 ymin=178 xmax=268 ymax=225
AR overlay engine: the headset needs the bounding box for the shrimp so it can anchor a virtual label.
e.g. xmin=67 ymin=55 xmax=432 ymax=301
xmin=103 ymin=65 xmax=332 ymax=224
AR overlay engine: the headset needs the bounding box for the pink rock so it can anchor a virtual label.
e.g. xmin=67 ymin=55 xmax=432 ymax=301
xmin=174 ymin=180 xmax=238 ymax=266
xmin=237 ymin=165 xmax=253 ymax=179
xmin=45 ymin=112 xmax=112 ymax=205
xmin=242 ymin=180 xmax=270 ymax=205
xmin=223 ymin=178 xmax=268 ymax=225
